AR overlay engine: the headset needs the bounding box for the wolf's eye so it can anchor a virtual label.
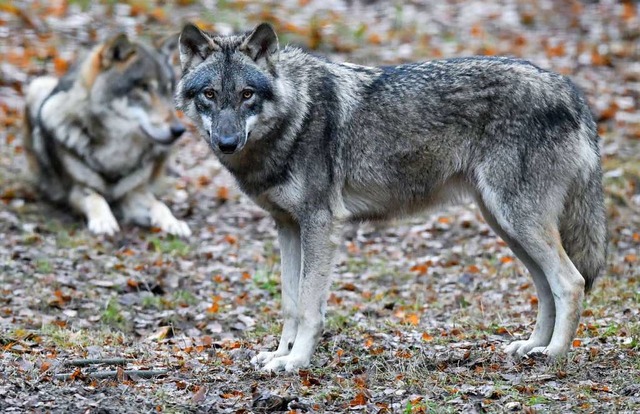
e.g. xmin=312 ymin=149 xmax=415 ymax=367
xmin=203 ymin=89 xmax=215 ymax=100
xmin=241 ymin=90 xmax=254 ymax=100
xmin=137 ymin=81 xmax=150 ymax=92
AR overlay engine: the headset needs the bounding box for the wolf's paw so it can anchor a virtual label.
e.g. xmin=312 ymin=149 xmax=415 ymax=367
xmin=150 ymin=202 xmax=191 ymax=237
xmin=261 ymin=355 xmax=310 ymax=373
xmin=251 ymin=350 xmax=289 ymax=366
xmin=504 ymin=339 xmax=545 ymax=358
xmin=526 ymin=345 xmax=568 ymax=359
xmin=88 ymin=213 xmax=120 ymax=236
xmin=160 ymin=218 xmax=191 ymax=237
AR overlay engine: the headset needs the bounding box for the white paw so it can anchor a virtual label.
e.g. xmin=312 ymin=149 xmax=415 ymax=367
xmin=150 ymin=203 xmax=191 ymax=237
xmin=251 ymin=350 xmax=288 ymax=366
xmin=160 ymin=217 xmax=191 ymax=237
xmin=87 ymin=212 xmax=120 ymax=236
xmin=261 ymin=354 xmax=309 ymax=373
xmin=504 ymin=338 xmax=551 ymax=358
xmin=526 ymin=345 xmax=567 ymax=359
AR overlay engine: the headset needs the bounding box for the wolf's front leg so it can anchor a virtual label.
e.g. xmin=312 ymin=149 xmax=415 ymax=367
xmin=262 ymin=212 xmax=339 ymax=372
xmin=69 ymin=186 xmax=120 ymax=235
xmin=120 ymin=189 xmax=191 ymax=237
xmin=252 ymin=220 xmax=301 ymax=366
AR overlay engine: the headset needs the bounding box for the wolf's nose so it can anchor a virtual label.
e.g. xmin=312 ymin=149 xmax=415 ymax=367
xmin=170 ymin=123 xmax=186 ymax=138
xmin=217 ymin=134 xmax=240 ymax=154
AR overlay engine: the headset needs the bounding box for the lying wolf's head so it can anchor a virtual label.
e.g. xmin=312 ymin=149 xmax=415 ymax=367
xmin=85 ymin=34 xmax=185 ymax=145
xmin=176 ymin=23 xmax=281 ymax=155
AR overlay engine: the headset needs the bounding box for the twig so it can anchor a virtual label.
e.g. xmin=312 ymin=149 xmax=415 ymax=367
xmin=53 ymin=369 xmax=169 ymax=380
xmin=64 ymin=358 xmax=135 ymax=367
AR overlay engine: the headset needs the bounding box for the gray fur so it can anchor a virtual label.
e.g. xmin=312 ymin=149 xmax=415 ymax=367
xmin=24 ymin=33 xmax=191 ymax=237
xmin=177 ymin=23 xmax=607 ymax=371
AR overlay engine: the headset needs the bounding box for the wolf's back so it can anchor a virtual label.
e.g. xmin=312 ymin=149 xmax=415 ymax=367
xmin=23 ymin=76 xmax=63 ymax=198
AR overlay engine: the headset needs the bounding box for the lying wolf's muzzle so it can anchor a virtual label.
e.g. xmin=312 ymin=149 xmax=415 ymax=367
xmin=170 ymin=123 xmax=186 ymax=139
xmin=212 ymin=133 xmax=242 ymax=154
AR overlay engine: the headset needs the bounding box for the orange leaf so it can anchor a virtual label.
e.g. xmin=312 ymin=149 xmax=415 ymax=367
xmin=40 ymin=361 xmax=51 ymax=373
xmin=150 ymin=7 xmax=166 ymax=22
xmin=217 ymin=186 xmax=229 ymax=201
xmin=207 ymin=302 xmax=219 ymax=313
xmin=395 ymin=350 xmax=412 ymax=358
xmin=224 ymin=234 xmax=237 ymax=245
xmin=467 ymin=264 xmax=480 ymax=274
xmin=470 ymin=24 xmax=483 ymax=38
xmin=349 ymin=392 xmax=368 ymax=407
xmin=500 ymin=256 xmax=514 ymax=264
xmin=572 ymin=339 xmax=581 ymax=348
xmin=53 ymin=57 xmax=68 ymax=76
xmin=410 ymin=263 xmax=429 ymax=275
xmin=367 ymin=33 xmax=382 ymax=45
xmin=624 ymin=254 xmax=637 ymax=263
xmin=421 ymin=332 xmax=434 ymax=341
xmin=403 ymin=313 xmax=420 ymax=326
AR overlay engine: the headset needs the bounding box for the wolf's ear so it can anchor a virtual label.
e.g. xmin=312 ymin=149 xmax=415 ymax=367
xmin=101 ymin=33 xmax=136 ymax=68
xmin=240 ymin=23 xmax=279 ymax=65
xmin=179 ymin=23 xmax=217 ymax=72
xmin=155 ymin=33 xmax=179 ymax=58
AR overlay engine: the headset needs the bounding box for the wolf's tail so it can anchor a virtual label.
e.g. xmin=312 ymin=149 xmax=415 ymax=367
xmin=559 ymin=159 xmax=607 ymax=293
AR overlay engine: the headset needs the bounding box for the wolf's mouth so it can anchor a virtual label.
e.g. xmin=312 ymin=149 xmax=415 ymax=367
xmin=140 ymin=124 xmax=181 ymax=146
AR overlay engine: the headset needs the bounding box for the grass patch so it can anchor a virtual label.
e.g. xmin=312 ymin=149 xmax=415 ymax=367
xmin=148 ymin=236 xmax=190 ymax=257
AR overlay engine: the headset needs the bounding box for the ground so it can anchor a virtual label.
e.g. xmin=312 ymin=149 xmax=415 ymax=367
xmin=1 ymin=1 xmax=639 ymax=413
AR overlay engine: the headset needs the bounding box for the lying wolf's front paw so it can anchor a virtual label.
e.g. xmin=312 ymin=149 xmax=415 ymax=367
xmin=161 ymin=218 xmax=191 ymax=237
xmin=150 ymin=202 xmax=191 ymax=237
xmin=261 ymin=355 xmax=309 ymax=373
xmin=88 ymin=213 xmax=120 ymax=236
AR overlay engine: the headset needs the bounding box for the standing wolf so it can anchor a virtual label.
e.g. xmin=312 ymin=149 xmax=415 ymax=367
xmin=177 ymin=22 xmax=606 ymax=372
xmin=24 ymin=34 xmax=191 ymax=237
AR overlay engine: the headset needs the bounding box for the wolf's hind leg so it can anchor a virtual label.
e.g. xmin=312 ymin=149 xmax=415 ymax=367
xmin=475 ymin=197 xmax=555 ymax=357
xmin=252 ymin=220 xmax=301 ymax=366
xmin=120 ymin=190 xmax=191 ymax=237
xmin=69 ymin=186 xmax=120 ymax=236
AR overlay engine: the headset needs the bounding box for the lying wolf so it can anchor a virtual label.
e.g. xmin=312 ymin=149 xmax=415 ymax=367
xmin=176 ymin=22 xmax=606 ymax=372
xmin=24 ymin=34 xmax=190 ymax=237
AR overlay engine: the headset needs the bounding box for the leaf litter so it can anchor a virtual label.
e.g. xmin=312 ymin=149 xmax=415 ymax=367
xmin=1 ymin=0 xmax=639 ymax=412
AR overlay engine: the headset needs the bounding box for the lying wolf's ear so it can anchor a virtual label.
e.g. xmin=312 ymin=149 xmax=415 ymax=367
xmin=101 ymin=33 xmax=136 ymax=68
xmin=179 ymin=23 xmax=217 ymax=72
xmin=155 ymin=33 xmax=179 ymax=58
xmin=241 ymin=23 xmax=279 ymax=66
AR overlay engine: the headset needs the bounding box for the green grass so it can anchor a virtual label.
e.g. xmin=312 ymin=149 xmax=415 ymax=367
xmin=101 ymin=298 xmax=126 ymax=328
xmin=148 ymin=236 xmax=190 ymax=257
xmin=35 ymin=259 xmax=52 ymax=273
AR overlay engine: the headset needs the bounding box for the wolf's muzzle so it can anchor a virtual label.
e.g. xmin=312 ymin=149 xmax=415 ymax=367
xmin=211 ymin=133 xmax=242 ymax=154
xmin=170 ymin=123 xmax=186 ymax=139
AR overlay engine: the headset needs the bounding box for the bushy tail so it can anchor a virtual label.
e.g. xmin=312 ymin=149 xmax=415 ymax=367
xmin=560 ymin=163 xmax=607 ymax=293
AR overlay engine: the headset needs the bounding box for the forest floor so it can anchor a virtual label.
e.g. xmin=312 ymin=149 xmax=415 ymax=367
xmin=1 ymin=1 xmax=639 ymax=413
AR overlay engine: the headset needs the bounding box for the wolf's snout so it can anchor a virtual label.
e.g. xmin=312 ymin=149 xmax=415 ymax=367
xmin=170 ymin=123 xmax=186 ymax=139
xmin=216 ymin=134 xmax=241 ymax=154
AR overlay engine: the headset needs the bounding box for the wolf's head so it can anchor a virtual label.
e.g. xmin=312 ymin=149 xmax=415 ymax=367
xmin=85 ymin=34 xmax=185 ymax=145
xmin=176 ymin=23 xmax=282 ymax=155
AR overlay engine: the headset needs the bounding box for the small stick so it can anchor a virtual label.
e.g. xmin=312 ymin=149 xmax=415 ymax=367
xmin=64 ymin=358 xmax=135 ymax=367
xmin=53 ymin=369 xmax=169 ymax=380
